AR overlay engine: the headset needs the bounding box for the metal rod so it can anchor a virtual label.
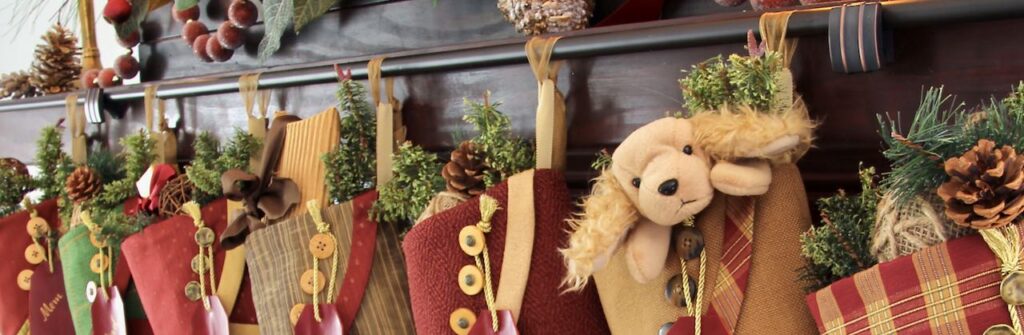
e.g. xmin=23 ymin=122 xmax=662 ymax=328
xmin=1 ymin=0 xmax=1021 ymax=113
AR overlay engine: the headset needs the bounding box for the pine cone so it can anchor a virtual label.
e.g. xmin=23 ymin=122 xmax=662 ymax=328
xmin=158 ymin=174 xmax=195 ymax=217
xmin=442 ymin=141 xmax=492 ymax=197
xmin=937 ymin=139 xmax=1024 ymax=229
xmin=497 ymin=0 xmax=593 ymax=35
xmin=0 ymin=71 xmax=39 ymax=99
xmin=31 ymin=24 xmax=81 ymax=95
xmin=66 ymin=166 xmax=101 ymax=203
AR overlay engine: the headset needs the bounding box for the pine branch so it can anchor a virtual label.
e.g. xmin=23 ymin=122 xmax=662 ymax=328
xmin=371 ymin=142 xmax=445 ymax=230
xmin=34 ymin=125 xmax=71 ymax=199
xmin=94 ymin=130 xmax=156 ymax=208
xmin=462 ymin=97 xmax=534 ymax=186
xmin=323 ymin=79 xmax=377 ymax=204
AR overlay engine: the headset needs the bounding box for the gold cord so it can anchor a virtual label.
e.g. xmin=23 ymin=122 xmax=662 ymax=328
xmin=979 ymin=225 xmax=1024 ymax=334
xmin=475 ymin=196 xmax=501 ymax=331
xmin=679 ymin=218 xmax=706 ymax=335
xmin=183 ymin=201 xmax=216 ymax=311
xmin=306 ymin=200 xmax=339 ymax=323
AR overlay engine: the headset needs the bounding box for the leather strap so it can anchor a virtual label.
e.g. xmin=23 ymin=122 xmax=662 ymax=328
xmin=369 ymin=57 xmax=396 ymax=186
xmin=494 ymin=170 xmax=536 ymax=321
xmin=526 ymin=37 xmax=566 ymax=171
xmin=66 ymin=94 xmax=87 ymax=165
xmin=240 ymin=73 xmax=268 ymax=170
xmin=335 ymin=191 xmax=379 ymax=331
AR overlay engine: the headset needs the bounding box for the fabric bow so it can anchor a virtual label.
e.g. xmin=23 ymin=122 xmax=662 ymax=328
xmin=130 ymin=163 xmax=177 ymax=216
xmin=220 ymin=115 xmax=302 ymax=250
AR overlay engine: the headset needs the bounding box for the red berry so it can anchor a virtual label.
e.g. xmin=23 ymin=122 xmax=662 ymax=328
xmin=206 ymin=34 xmax=234 ymax=62
xmin=97 ymin=68 xmax=122 ymax=88
xmin=799 ymin=0 xmax=841 ymax=4
xmin=114 ymin=52 xmax=140 ymax=80
xmin=182 ymin=20 xmax=208 ymax=45
xmin=193 ymin=34 xmax=213 ymax=62
xmin=81 ymin=69 xmax=101 ymax=88
xmin=750 ymin=0 xmax=798 ymax=10
xmin=217 ymin=22 xmax=245 ymax=50
xmin=228 ymin=0 xmax=258 ymax=29
xmin=103 ymin=0 xmax=133 ymax=24
xmin=715 ymin=0 xmax=746 ymax=6
xmin=118 ymin=30 xmax=140 ymax=48
xmin=172 ymin=5 xmax=200 ymax=23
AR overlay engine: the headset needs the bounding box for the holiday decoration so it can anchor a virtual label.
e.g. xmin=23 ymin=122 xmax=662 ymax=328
xmin=229 ymin=0 xmax=259 ymax=28
xmin=0 ymin=199 xmax=62 ymax=335
xmin=216 ymin=21 xmax=245 ymax=50
xmin=35 ymin=125 xmax=72 ymax=201
xmin=497 ymin=0 xmax=594 ymax=35
xmin=750 ymin=0 xmax=799 ymax=10
xmin=96 ymin=68 xmax=122 ymax=88
xmin=442 ymin=141 xmax=491 ymax=197
xmin=31 ymin=24 xmax=81 ymax=95
xmin=103 ymin=0 xmax=134 ymax=23
xmin=323 ymin=78 xmax=376 ymax=204
xmin=870 ymin=189 xmax=967 ymax=263
xmin=192 ymin=34 xmax=214 ymax=62
xmin=179 ymin=0 xmax=259 ymax=62
xmin=66 ymin=166 xmax=102 ymax=204
xmin=94 ymin=131 xmax=156 ymax=209
xmin=185 ymin=130 xmax=260 ymax=203
xmin=0 ymin=158 xmax=33 ymax=216
xmin=113 ymin=50 xmax=140 ymax=80
xmin=156 ymin=174 xmax=194 ymax=217
xmin=81 ymin=69 xmax=101 ymax=89
xmin=937 ymin=139 xmax=1024 ymax=229
xmin=462 ymin=97 xmax=534 ymax=187
xmin=0 ymin=71 xmax=40 ymax=99
xmin=182 ymin=20 xmax=207 ymax=44
xmin=371 ymin=142 xmax=445 ymax=226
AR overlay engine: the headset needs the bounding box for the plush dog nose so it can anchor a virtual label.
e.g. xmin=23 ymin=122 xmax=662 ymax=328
xmin=658 ymin=179 xmax=678 ymax=196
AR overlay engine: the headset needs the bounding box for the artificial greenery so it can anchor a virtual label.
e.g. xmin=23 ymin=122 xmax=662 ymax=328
xmin=878 ymin=86 xmax=1024 ymax=204
xmin=371 ymin=142 xmax=445 ymax=227
xmin=0 ymin=163 xmax=32 ymax=216
xmin=680 ymin=51 xmax=783 ymax=113
xmin=93 ymin=130 xmax=156 ymax=209
xmin=591 ymin=149 xmax=612 ymax=171
xmin=1006 ymin=80 xmax=1024 ymax=118
xmin=463 ymin=97 xmax=534 ymax=186
xmin=35 ymin=125 xmax=72 ymax=199
xmin=185 ymin=130 xmax=260 ymax=203
xmin=323 ymin=78 xmax=377 ymax=204
xmin=799 ymin=166 xmax=880 ymax=292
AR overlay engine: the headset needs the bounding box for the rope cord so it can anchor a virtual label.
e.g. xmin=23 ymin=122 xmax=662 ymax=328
xmin=979 ymin=225 xmax=1024 ymax=334
xmin=679 ymin=217 xmax=707 ymax=335
xmin=183 ymin=201 xmax=216 ymax=311
xmin=476 ymin=195 xmax=500 ymax=331
xmin=306 ymin=200 xmax=339 ymax=323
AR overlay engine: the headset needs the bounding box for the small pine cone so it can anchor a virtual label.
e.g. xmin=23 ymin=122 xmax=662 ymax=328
xmin=441 ymin=141 xmax=492 ymax=197
xmin=158 ymin=174 xmax=195 ymax=217
xmin=0 ymin=71 xmax=40 ymax=100
xmin=937 ymin=139 xmax=1024 ymax=229
xmin=66 ymin=166 xmax=101 ymax=203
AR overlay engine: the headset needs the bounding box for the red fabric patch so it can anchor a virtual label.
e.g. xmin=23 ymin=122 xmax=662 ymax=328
xmin=29 ymin=260 xmax=74 ymax=334
xmin=468 ymin=309 xmax=517 ymax=335
xmin=191 ymin=296 xmax=229 ymax=335
xmin=91 ymin=287 xmax=127 ymax=335
xmin=667 ymin=308 xmax=729 ymax=335
xmin=294 ymin=304 xmax=342 ymax=335
xmin=335 ymin=191 xmax=378 ymax=332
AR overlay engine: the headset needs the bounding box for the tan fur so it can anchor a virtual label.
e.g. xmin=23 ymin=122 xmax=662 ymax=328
xmin=561 ymin=169 xmax=639 ymax=291
xmin=691 ymin=98 xmax=815 ymax=164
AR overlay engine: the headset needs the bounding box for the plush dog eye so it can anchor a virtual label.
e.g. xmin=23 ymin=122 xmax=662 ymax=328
xmin=682 ymin=145 xmax=693 ymax=155
xmin=631 ymin=178 xmax=641 ymax=188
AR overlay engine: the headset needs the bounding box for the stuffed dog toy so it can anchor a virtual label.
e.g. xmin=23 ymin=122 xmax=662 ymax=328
xmin=561 ymin=116 xmax=817 ymax=334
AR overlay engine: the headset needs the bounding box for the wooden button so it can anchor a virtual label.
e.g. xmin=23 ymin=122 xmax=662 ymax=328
xmin=300 ymin=270 xmax=326 ymax=295
xmin=308 ymin=233 xmax=336 ymax=260
xmin=674 ymin=226 xmax=704 ymax=261
xmin=985 ymin=324 xmax=1015 ymax=335
xmin=458 ymin=265 xmax=483 ymax=296
xmin=664 ymin=274 xmax=697 ymax=308
xmin=184 ymin=281 xmax=202 ymax=301
xmin=658 ymin=322 xmax=674 ymax=335
xmin=89 ymin=233 xmax=107 ymax=248
xmin=191 ymin=254 xmax=212 ymax=274
xmin=459 ymin=226 xmax=485 ymax=256
xmin=24 ymin=244 xmax=45 ymax=265
xmin=85 ymin=281 xmax=98 ymax=303
xmin=89 ymin=253 xmax=110 ymax=274
xmin=449 ymin=308 xmax=476 ymax=335
xmin=194 ymin=227 xmax=215 ymax=247
xmin=16 ymin=269 xmax=33 ymax=291
xmin=26 ymin=217 xmax=49 ymax=238
xmin=289 ymin=304 xmax=306 ymax=325
xmin=1001 ymin=271 xmax=1024 ymax=305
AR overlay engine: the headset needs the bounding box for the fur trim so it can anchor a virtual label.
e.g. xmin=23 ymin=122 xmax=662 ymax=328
xmin=561 ymin=170 xmax=639 ymax=291
xmin=690 ymin=97 xmax=815 ymax=164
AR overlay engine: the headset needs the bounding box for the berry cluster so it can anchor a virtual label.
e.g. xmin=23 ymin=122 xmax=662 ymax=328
xmin=91 ymin=0 xmax=144 ymax=88
xmin=179 ymin=0 xmax=258 ymax=63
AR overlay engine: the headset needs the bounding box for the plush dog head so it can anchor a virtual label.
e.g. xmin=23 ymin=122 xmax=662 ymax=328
xmin=562 ymin=117 xmax=795 ymax=289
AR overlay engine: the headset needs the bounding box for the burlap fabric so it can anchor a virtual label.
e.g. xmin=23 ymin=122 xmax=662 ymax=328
xmin=871 ymin=192 xmax=971 ymax=263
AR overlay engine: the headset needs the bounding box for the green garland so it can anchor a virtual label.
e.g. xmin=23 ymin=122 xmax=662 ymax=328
xmin=185 ymin=130 xmax=260 ymax=203
xmin=462 ymin=98 xmax=534 ymax=187
xmin=93 ymin=130 xmax=156 ymax=210
xmin=371 ymin=142 xmax=445 ymax=228
xmin=323 ymin=78 xmax=376 ymax=204
xmin=35 ymin=125 xmax=72 ymax=199
xmin=679 ymin=51 xmax=783 ymax=113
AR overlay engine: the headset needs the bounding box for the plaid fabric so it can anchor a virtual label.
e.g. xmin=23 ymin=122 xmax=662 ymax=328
xmin=709 ymin=196 xmax=756 ymax=333
xmin=807 ymin=232 xmax=1024 ymax=334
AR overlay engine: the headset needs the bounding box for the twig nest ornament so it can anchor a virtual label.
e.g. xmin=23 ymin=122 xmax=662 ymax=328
xmin=1 ymin=158 xmax=29 ymax=178
xmin=937 ymin=139 xmax=1024 ymax=229
xmin=158 ymin=174 xmax=195 ymax=217
xmin=66 ymin=166 xmax=102 ymax=203
xmin=870 ymin=192 xmax=969 ymax=262
xmin=497 ymin=0 xmax=594 ymax=35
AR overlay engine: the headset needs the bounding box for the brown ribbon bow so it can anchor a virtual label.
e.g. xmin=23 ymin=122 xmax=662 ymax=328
xmin=220 ymin=114 xmax=302 ymax=250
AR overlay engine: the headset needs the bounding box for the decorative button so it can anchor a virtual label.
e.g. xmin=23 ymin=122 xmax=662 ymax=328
xmin=191 ymin=254 xmax=212 ymax=274
xmin=26 ymin=217 xmax=48 ymax=238
xmin=674 ymin=226 xmax=704 ymax=261
xmin=85 ymin=281 xmax=98 ymax=303
xmin=89 ymin=253 xmax=110 ymax=274
xmin=458 ymin=265 xmax=483 ymax=296
xmin=300 ymin=269 xmax=327 ymax=295
xmin=308 ymin=233 xmax=336 ymax=260
xmin=665 ymin=274 xmax=698 ymax=308
xmin=1000 ymin=271 xmax=1024 ymax=305
xmin=459 ymin=226 xmax=484 ymax=256
xmin=184 ymin=281 xmax=202 ymax=301
xmin=24 ymin=244 xmax=45 ymax=265
xmin=194 ymin=227 xmax=215 ymax=247
xmin=289 ymin=304 xmax=306 ymax=325
xmin=449 ymin=308 xmax=476 ymax=335
xmin=16 ymin=269 xmax=33 ymax=291
xmin=658 ymin=322 xmax=674 ymax=335
xmin=985 ymin=324 xmax=1015 ymax=335
xmin=89 ymin=233 xmax=107 ymax=248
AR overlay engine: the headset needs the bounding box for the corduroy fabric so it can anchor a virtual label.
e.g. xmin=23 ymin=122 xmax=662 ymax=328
xmin=807 ymin=232 xmax=1023 ymax=334
xmin=246 ymin=191 xmax=414 ymax=335
xmin=403 ymin=169 xmax=610 ymax=335
xmin=121 ymin=198 xmax=259 ymax=334
xmin=277 ymin=108 xmax=340 ymax=221
xmin=0 ymin=198 xmax=61 ymax=335
xmin=593 ymin=164 xmax=816 ymax=334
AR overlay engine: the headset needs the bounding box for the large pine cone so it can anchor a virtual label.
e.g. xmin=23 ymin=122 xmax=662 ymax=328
xmin=442 ymin=141 xmax=491 ymax=197
xmin=158 ymin=174 xmax=195 ymax=217
xmin=66 ymin=166 xmax=101 ymax=203
xmin=497 ymin=0 xmax=593 ymax=35
xmin=31 ymin=24 xmax=80 ymax=95
xmin=937 ymin=139 xmax=1024 ymax=229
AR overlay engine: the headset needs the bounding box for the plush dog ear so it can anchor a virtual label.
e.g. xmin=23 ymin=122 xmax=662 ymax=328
xmin=710 ymin=159 xmax=772 ymax=196
xmin=561 ymin=169 xmax=640 ymax=291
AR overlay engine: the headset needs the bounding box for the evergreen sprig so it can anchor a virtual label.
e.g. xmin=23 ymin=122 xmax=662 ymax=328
xmin=35 ymin=125 xmax=72 ymax=199
xmin=371 ymin=142 xmax=445 ymax=228
xmin=0 ymin=164 xmax=32 ymax=216
xmin=680 ymin=51 xmax=783 ymax=113
xmin=185 ymin=130 xmax=260 ymax=203
xmin=1005 ymin=81 xmax=1024 ymax=117
xmin=799 ymin=166 xmax=880 ymax=292
xmin=463 ymin=98 xmax=534 ymax=186
xmin=323 ymin=79 xmax=376 ymax=204
xmin=94 ymin=130 xmax=156 ymax=209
